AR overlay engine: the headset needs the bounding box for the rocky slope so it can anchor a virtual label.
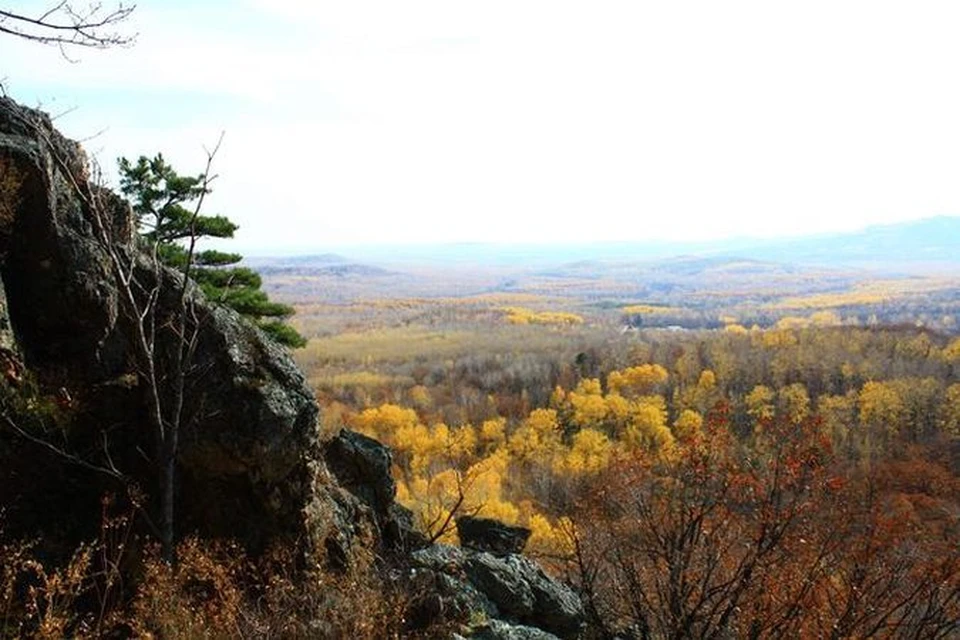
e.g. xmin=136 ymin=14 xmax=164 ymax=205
xmin=0 ymin=97 xmax=583 ymax=638
xmin=0 ymin=95 xmax=336 ymax=555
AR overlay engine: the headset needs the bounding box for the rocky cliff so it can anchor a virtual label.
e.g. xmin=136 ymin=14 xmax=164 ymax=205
xmin=0 ymin=97 xmax=583 ymax=638
xmin=0 ymin=96 xmax=342 ymax=556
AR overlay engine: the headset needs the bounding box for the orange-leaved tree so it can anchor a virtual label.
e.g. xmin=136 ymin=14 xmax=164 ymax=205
xmin=565 ymin=403 xmax=960 ymax=638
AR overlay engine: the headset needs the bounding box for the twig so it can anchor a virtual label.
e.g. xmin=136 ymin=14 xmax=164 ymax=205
xmin=1 ymin=411 xmax=124 ymax=481
xmin=0 ymin=3 xmax=136 ymax=50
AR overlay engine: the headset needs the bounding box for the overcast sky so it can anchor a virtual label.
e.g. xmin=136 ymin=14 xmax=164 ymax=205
xmin=5 ymin=1 xmax=960 ymax=253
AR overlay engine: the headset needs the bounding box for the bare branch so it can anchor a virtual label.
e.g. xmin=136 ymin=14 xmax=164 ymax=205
xmin=1 ymin=411 xmax=125 ymax=482
xmin=0 ymin=2 xmax=136 ymax=50
xmin=426 ymin=470 xmax=477 ymax=545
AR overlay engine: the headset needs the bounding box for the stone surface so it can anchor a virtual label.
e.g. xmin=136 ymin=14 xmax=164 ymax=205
xmin=457 ymin=514 xmax=532 ymax=555
xmin=461 ymin=619 xmax=562 ymax=640
xmin=411 ymin=545 xmax=500 ymax=619
xmin=324 ymin=428 xmax=428 ymax=551
xmin=411 ymin=543 xmax=469 ymax=571
xmin=513 ymin=555 xmax=585 ymax=637
xmin=324 ymin=428 xmax=396 ymax=515
xmin=466 ymin=553 xmax=538 ymax=618
xmin=413 ymin=544 xmax=585 ymax=639
xmin=0 ymin=96 xmax=335 ymax=556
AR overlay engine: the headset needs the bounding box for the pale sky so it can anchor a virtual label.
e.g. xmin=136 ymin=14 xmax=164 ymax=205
xmin=5 ymin=1 xmax=960 ymax=253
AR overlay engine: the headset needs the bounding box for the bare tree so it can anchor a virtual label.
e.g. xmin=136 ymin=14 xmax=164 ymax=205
xmin=567 ymin=411 xmax=960 ymax=639
xmin=0 ymin=98 xmax=219 ymax=564
xmin=0 ymin=2 xmax=135 ymax=50
xmin=84 ymin=140 xmax=222 ymax=564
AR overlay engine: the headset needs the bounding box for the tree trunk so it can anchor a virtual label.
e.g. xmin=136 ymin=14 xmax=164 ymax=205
xmin=160 ymin=434 xmax=177 ymax=564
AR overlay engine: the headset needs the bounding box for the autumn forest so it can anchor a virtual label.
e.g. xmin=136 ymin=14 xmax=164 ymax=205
xmin=5 ymin=2 xmax=960 ymax=636
xmin=262 ymin=243 xmax=960 ymax=638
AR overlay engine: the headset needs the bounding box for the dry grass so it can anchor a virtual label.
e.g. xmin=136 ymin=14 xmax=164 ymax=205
xmin=0 ymin=514 xmax=457 ymax=639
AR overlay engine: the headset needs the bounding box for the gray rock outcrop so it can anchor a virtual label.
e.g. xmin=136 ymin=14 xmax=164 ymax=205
xmin=457 ymin=514 xmax=532 ymax=555
xmin=324 ymin=428 xmax=396 ymax=515
xmin=455 ymin=619 xmax=564 ymax=640
xmin=411 ymin=544 xmax=585 ymax=639
xmin=323 ymin=428 xmax=429 ymax=553
xmin=0 ymin=96 xmax=346 ymax=557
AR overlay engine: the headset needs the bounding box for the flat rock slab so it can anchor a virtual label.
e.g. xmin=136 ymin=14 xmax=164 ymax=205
xmin=457 ymin=514 xmax=532 ymax=555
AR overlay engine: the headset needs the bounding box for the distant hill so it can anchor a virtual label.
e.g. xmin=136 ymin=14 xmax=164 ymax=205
xmin=309 ymin=264 xmax=393 ymax=277
xmin=255 ymin=263 xmax=394 ymax=278
xmin=244 ymin=253 xmax=350 ymax=270
xmin=243 ymin=253 xmax=395 ymax=278
xmin=245 ymin=216 xmax=960 ymax=277
xmin=725 ymin=216 xmax=960 ymax=268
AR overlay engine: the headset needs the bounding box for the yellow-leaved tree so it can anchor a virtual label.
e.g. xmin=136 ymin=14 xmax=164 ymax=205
xmin=567 ymin=379 xmax=609 ymax=429
xmin=745 ymin=385 xmax=776 ymax=423
xmin=622 ymin=396 xmax=673 ymax=453
xmin=777 ymin=383 xmax=810 ymax=425
xmin=942 ymin=383 xmax=960 ymax=437
xmin=607 ymin=364 xmax=669 ymax=397
xmin=508 ymin=408 xmax=563 ymax=464
xmin=858 ymin=380 xmax=905 ymax=462
xmin=554 ymin=428 xmax=613 ymax=475
xmin=672 ymin=409 xmax=704 ymax=442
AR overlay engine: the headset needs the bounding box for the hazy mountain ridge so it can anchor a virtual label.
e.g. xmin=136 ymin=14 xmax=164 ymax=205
xmin=723 ymin=216 xmax=960 ymax=268
xmin=248 ymin=216 xmax=960 ymax=274
xmin=249 ymin=217 xmax=960 ymax=305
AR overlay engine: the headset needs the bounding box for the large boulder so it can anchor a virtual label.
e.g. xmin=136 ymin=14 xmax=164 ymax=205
xmin=410 ymin=545 xmax=500 ymax=620
xmin=457 ymin=514 xmax=532 ymax=555
xmin=323 ymin=428 xmax=428 ymax=552
xmin=465 ymin=553 xmax=584 ymax=638
xmin=410 ymin=544 xmax=585 ymax=639
xmin=0 ymin=96 xmax=342 ymax=557
xmin=324 ymin=428 xmax=396 ymax=515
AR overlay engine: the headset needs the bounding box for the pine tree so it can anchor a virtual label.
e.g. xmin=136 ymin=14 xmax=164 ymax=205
xmin=118 ymin=153 xmax=307 ymax=348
